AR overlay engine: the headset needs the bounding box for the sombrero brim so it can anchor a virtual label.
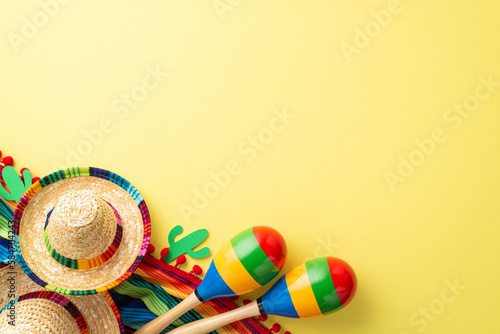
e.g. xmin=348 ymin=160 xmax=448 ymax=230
xmin=0 ymin=264 xmax=124 ymax=333
xmin=12 ymin=167 xmax=151 ymax=295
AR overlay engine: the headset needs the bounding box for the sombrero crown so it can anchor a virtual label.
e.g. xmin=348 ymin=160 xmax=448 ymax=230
xmin=13 ymin=167 xmax=151 ymax=295
xmin=44 ymin=191 xmax=124 ymax=269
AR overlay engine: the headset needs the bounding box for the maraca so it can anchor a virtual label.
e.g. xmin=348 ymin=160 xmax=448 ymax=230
xmin=135 ymin=226 xmax=287 ymax=334
xmin=167 ymin=257 xmax=357 ymax=334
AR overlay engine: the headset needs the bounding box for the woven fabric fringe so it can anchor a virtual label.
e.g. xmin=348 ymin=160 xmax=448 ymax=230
xmin=0 ymin=194 xmax=269 ymax=334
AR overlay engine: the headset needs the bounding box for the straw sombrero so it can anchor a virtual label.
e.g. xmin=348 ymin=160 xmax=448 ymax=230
xmin=0 ymin=264 xmax=124 ymax=333
xmin=12 ymin=167 xmax=151 ymax=295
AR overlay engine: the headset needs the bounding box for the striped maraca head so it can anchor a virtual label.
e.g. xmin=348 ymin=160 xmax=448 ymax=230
xmin=196 ymin=226 xmax=287 ymax=301
xmin=259 ymin=257 xmax=357 ymax=318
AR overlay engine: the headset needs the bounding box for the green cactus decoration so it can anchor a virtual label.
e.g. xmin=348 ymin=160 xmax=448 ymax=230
xmin=163 ymin=225 xmax=210 ymax=263
xmin=0 ymin=166 xmax=32 ymax=203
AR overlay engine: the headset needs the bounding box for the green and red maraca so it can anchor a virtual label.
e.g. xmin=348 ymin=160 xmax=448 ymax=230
xmin=135 ymin=226 xmax=287 ymax=334
xmin=168 ymin=257 xmax=357 ymax=334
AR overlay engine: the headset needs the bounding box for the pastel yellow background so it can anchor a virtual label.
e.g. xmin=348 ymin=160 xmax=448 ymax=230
xmin=1 ymin=1 xmax=499 ymax=333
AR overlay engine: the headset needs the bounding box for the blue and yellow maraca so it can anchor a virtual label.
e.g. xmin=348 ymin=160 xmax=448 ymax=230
xmin=136 ymin=226 xmax=287 ymax=334
xmin=167 ymin=257 xmax=357 ymax=334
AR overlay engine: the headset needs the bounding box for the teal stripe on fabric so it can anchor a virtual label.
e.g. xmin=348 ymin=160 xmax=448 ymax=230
xmin=0 ymin=197 xmax=13 ymax=261
xmin=0 ymin=198 xmax=13 ymax=240
xmin=113 ymin=275 xmax=203 ymax=325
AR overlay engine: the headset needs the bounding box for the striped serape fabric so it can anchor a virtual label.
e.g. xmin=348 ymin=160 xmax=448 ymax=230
xmin=115 ymin=254 xmax=271 ymax=333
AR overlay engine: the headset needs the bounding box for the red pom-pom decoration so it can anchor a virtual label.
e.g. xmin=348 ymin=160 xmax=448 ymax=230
xmin=160 ymin=248 xmax=169 ymax=260
xmin=189 ymin=265 xmax=203 ymax=276
xmin=2 ymin=156 xmax=13 ymax=166
xmin=271 ymin=323 xmax=281 ymax=332
xmin=175 ymin=255 xmax=186 ymax=267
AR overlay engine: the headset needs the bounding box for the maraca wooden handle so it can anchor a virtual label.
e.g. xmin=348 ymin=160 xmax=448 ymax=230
xmin=135 ymin=293 xmax=201 ymax=334
xmin=167 ymin=300 xmax=262 ymax=334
